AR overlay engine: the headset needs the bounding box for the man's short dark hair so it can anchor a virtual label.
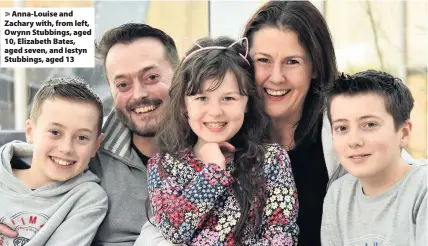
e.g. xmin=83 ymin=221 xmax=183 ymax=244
xmin=325 ymin=70 xmax=414 ymax=130
xmin=95 ymin=23 xmax=179 ymax=68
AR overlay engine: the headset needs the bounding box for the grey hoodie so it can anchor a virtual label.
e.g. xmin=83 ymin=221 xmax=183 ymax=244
xmin=0 ymin=141 xmax=108 ymax=246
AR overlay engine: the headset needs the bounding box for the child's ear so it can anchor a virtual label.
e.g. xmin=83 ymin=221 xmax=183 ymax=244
xmin=92 ymin=133 xmax=104 ymax=157
xmin=25 ymin=119 xmax=35 ymax=144
xmin=399 ymin=120 xmax=412 ymax=148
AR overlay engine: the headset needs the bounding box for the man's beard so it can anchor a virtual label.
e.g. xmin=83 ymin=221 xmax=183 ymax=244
xmin=114 ymin=97 xmax=163 ymax=137
xmin=115 ymin=107 xmax=157 ymax=137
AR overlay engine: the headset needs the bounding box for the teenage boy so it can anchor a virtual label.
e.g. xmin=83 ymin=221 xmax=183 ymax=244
xmin=321 ymin=70 xmax=427 ymax=246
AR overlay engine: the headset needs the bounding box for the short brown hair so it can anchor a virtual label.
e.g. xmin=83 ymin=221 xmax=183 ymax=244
xmin=30 ymin=77 xmax=104 ymax=135
xmin=326 ymin=70 xmax=414 ymax=130
xmin=95 ymin=23 xmax=179 ymax=69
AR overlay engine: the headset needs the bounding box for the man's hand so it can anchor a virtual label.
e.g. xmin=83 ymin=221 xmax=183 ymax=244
xmin=0 ymin=224 xmax=17 ymax=237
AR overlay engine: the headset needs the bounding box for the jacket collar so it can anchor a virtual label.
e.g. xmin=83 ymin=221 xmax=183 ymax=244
xmin=100 ymin=110 xmax=132 ymax=159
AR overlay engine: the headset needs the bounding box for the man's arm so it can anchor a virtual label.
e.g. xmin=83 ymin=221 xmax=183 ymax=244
xmin=134 ymin=220 xmax=184 ymax=246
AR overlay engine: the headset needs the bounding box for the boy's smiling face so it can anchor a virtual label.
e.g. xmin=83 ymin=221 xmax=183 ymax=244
xmin=330 ymin=92 xmax=411 ymax=179
xmin=26 ymin=97 xmax=103 ymax=186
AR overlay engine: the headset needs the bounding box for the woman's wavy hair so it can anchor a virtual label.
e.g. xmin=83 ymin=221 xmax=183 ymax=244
xmin=155 ymin=36 xmax=272 ymax=241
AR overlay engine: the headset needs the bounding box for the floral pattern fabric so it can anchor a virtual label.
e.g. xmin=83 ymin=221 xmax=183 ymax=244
xmin=147 ymin=143 xmax=299 ymax=245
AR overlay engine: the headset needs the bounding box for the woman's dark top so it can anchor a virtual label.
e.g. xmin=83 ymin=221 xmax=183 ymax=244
xmin=288 ymin=124 xmax=329 ymax=246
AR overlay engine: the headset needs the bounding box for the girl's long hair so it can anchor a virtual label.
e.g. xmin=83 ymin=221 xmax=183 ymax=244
xmin=155 ymin=36 xmax=272 ymax=241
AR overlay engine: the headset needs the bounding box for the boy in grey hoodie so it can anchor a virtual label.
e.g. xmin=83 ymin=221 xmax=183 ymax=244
xmin=321 ymin=70 xmax=427 ymax=246
xmin=0 ymin=78 xmax=108 ymax=246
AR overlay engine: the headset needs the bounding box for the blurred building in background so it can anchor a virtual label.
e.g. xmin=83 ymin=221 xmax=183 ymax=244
xmin=0 ymin=0 xmax=427 ymax=158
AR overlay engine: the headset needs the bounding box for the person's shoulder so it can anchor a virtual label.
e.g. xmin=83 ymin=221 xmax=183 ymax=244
xmin=263 ymin=143 xmax=288 ymax=161
xmin=262 ymin=143 xmax=293 ymax=176
xmin=148 ymin=150 xmax=192 ymax=172
xmin=71 ymin=179 xmax=108 ymax=209
xmin=264 ymin=143 xmax=288 ymax=156
xmin=399 ymin=163 xmax=428 ymax=213
xmin=147 ymin=152 xmax=174 ymax=167
xmin=411 ymin=162 xmax=428 ymax=175
xmin=95 ymin=148 xmax=119 ymax=162
xmin=328 ymin=173 xmax=358 ymax=194
xmin=90 ymin=149 xmax=129 ymax=170
xmin=406 ymin=163 xmax=428 ymax=189
xmin=70 ymin=170 xmax=105 ymax=195
xmin=54 ymin=176 xmax=108 ymax=216
xmin=323 ymin=173 xmax=358 ymax=210
xmin=84 ymin=182 xmax=107 ymax=199
xmin=153 ymin=149 xmax=192 ymax=163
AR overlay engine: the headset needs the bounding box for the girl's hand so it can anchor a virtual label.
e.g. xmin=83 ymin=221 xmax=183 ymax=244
xmin=198 ymin=142 xmax=235 ymax=169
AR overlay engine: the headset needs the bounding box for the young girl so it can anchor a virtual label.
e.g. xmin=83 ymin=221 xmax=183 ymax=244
xmin=147 ymin=37 xmax=299 ymax=245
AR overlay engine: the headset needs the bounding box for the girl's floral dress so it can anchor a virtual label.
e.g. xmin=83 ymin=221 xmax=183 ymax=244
xmin=147 ymin=143 xmax=299 ymax=245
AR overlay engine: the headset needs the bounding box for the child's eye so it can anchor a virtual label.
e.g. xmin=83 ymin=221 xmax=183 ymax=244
xmin=334 ymin=126 xmax=347 ymax=133
xmin=365 ymin=122 xmax=378 ymax=128
xmin=223 ymin=97 xmax=234 ymax=101
xmin=196 ymin=96 xmax=207 ymax=101
xmin=257 ymin=58 xmax=269 ymax=63
xmin=49 ymin=130 xmax=60 ymax=136
xmin=78 ymin=136 xmax=89 ymax=141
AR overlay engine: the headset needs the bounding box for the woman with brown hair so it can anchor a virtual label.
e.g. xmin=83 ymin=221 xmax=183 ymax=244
xmin=242 ymin=2 xmax=340 ymax=244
